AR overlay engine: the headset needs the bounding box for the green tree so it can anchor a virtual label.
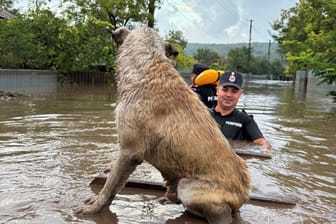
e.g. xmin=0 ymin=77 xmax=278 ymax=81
xmin=55 ymin=16 xmax=113 ymax=73
xmin=270 ymin=58 xmax=285 ymax=79
xmin=193 ymin=48 xmax=226 ymax=70
xmin=62 ymin=0 xmax=162 ymax=30
xmin=227 ymin=47 xmax=250 ymax=73
xmin=172 ymin=44 xmax=196 ymax=70
xmin=147 ymin=0 xmax=162 ymax=28
xmin=249 ymin=57 xmax=270 ymax=76
xmin=0 ymin=15 xmax=34 ymax=68
xmin=27 ymin=9 xmax=64 ymax=69
xmin=0 ymin=0 xmax=169 ymax=76
xmin=0 ymin=0 xmax=14 ymax=10
xmin=0 ymin=7 xmax=112 ymax=72
xmin=226 ymin=46 xmax=284 ymax=77
xmin=0 ymin=3 xmax=68 ymax=69
xmin=165 ymin=30 xmax=195 ymax=69
xmin=59 ymin=0 xmax=164 ymax=72
xmin=166 ymin=30 xmax=187 ymax=49
xmin=272 ymin=0 xmax=336 ymax=85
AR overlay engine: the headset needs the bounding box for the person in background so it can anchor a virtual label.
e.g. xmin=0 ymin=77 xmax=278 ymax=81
xmin=210 ymin=71 xmax=272 ymax=153
xmin=190 ymin=63 xmax=218 ymax=108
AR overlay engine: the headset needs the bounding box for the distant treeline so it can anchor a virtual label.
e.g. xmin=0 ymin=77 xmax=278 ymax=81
xmin=186 ymin=42 xmax=283 ymax=61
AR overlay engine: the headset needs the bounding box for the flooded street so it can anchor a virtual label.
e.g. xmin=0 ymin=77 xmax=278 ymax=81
xmin=0 ymin=80 xmax=335 ymax=224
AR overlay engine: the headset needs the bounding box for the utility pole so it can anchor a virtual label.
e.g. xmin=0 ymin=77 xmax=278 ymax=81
xmin=247 ymin=19 xmax=253 ymax=73
xmin=268 ymin=40 xmax=271 ymax=79
xmin=267 ymin=40 xmax=271 ymax=60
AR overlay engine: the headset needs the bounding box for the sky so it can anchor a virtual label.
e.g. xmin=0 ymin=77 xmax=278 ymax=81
xmin=14 ymin=0 xmax=298 ymax=44
xmin=155 ymin=0 xmax=298 ymax=44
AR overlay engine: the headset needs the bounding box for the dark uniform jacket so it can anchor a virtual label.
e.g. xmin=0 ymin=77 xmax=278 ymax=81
xmin=191 ymin=84 xmax=217 ymax=108
xmin=210 ymin=108 xmax=264 ymax=141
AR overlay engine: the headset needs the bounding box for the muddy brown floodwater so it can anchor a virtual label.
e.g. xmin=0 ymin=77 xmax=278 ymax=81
xmin=0 ymin=80 xmax=335 ymax=224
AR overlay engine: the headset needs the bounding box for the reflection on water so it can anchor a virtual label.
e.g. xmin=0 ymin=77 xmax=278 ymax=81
xmin=0 ymin=82 xmax=335 ymax=224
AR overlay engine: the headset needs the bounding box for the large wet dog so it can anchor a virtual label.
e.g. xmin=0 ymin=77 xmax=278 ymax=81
xmin=75 ymin=27 xmax=250 ymax=224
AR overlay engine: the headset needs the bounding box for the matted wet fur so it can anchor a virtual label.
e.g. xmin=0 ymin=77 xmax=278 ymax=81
xmin=74 ymin=27 xmax=250 ymax=224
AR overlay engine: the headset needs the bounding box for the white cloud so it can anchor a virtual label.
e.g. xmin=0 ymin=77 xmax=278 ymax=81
xmin=155 ymin=0 xmax=298 ymax=43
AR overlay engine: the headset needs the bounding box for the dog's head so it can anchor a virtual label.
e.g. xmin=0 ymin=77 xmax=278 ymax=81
xmin=112 ymin=27 xmax=178 ymax=60
xmin=164 ymin=42 xmax=179 ymax=58
xmin=111 ymin=27 xmax=130 ymax=47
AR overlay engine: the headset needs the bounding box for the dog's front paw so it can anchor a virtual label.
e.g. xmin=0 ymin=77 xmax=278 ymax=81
xmin=157 ymin=196 xmax=177 ymax=205
xmin=83 ymin=195 xmax=99 ymax=205
xmin=74 ymin=195 xmax=101 ymax=215
xmin=74 ymin=205 xmax=98 ymax=215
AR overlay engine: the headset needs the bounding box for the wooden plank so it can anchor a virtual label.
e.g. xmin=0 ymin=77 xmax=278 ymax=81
xmin=234 ymin=149 xmax=272 ymax=159
xmin=90 ymin=173 xmax=296 ymax=206
xmin=248 ymin=193 xmax=296 ymax=205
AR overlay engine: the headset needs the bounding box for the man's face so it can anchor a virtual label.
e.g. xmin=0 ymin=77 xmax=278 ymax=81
xmin=216 ymin=86 xmax=242 ymax=110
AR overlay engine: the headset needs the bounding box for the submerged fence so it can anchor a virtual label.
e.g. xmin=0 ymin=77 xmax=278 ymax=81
xmin=2 ymin=69 xmax=333 ymax=99
xmin=0 ymin=69 xmax=57 ymax=94
xmin=0 ymin=69 xmax=115 ymax=94
xmin=67 ymin=71 xmax=114 ymax=86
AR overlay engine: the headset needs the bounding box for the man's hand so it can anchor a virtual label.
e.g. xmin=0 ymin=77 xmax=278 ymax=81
xmin=253 ymin=138 xmax=272 ymax=154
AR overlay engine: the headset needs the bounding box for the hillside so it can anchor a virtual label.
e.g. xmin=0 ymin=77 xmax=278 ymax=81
xmin=185 ymin=42 xmax=283 ymax=61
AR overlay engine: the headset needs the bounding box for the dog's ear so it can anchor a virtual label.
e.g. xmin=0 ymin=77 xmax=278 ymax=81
xmin=165 ymin=43 xmax=179 ymax=58
xmin=112 ymin=27 xmax=130 ymax=46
